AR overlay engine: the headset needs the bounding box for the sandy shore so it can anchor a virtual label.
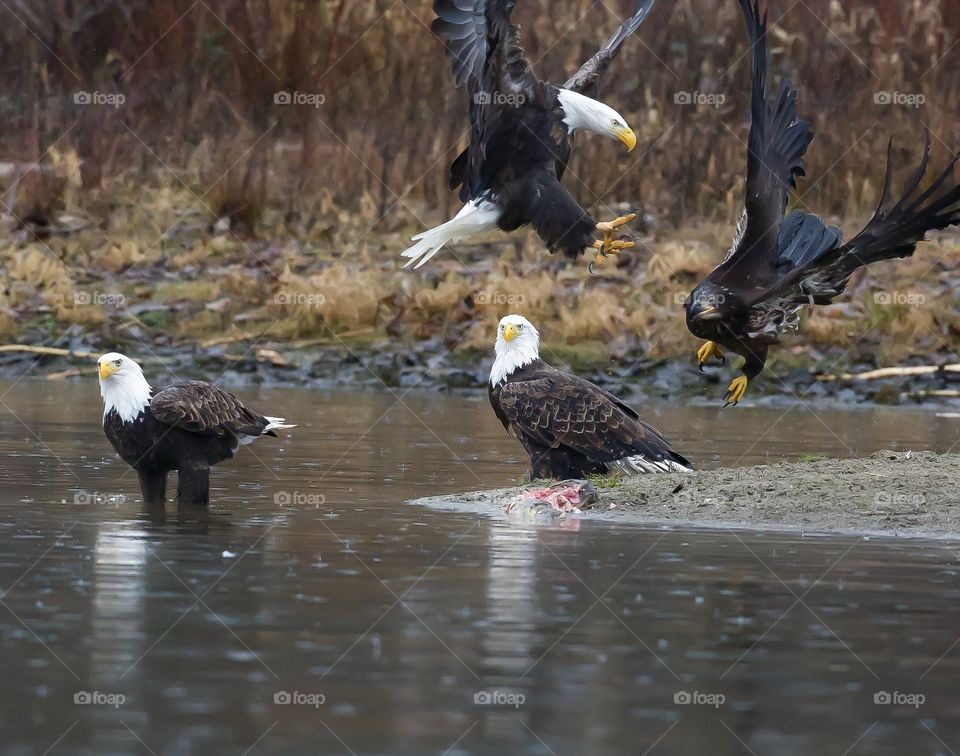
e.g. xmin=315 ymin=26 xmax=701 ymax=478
xmin=409 ymin=450 xmax=960 ymax=538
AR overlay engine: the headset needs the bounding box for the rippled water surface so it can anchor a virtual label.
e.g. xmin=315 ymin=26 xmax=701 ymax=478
xmin=1 ymin=379 xmax=959 ymax=754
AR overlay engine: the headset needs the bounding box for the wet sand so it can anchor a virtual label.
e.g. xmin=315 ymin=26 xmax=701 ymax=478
xmin=410 ymin=450 xmax=960 ymax=538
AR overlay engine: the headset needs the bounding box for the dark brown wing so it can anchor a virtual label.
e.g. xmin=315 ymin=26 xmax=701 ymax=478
xmin=711 ymin=0 xmax=814 ymax=291
xmin=150 ymin=381 xmax=267 ymax=437
xmin=433 ymin=0 xmax=540 ymax=200
xmin=562 ymin=0 xmax=656 ymax=96
xmin=746 ymin=139 xmax=960 ymax=318
xmin=497 ymin=370 xmax=690 ymax=470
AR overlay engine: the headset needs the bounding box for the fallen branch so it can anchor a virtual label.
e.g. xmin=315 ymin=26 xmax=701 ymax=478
xmin=819 ymin=364 xmax=960 ymax=382
xmin=0 ymin=345 xmax=96 ymax=359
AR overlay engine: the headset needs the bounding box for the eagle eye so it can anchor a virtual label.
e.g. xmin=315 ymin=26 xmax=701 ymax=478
xmin=114 ymin=359 xmax=122 ymax=366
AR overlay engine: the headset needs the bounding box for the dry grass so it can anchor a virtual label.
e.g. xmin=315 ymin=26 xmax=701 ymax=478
xmin=1 ymin=1 xmax=959 ymax=373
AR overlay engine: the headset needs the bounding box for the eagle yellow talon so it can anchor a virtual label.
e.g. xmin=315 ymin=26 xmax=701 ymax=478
xmin=696 ymin=340 xmax=725 ymax=370
xmin=591 ymin=213 xmax=637 ymax=273
xmin=723 ymin=375 xmax=749 ymax=407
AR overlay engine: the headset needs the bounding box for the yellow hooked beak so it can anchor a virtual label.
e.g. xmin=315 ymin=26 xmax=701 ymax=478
xmin=614 ymin=125 xmax=637 ymax=152
xmin=503 ymin=324 xmax=518 ymax=343
xmin=99 ymin=362 xmax=116 ymax=380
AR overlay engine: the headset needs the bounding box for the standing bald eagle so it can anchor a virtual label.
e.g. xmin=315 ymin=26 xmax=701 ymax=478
xmin=97 ymin=353 xmax=295 ymax=507
xmin=685 ymin=0 xmax=960 ymax=405
xmin=489 ymin=315 xmax=692 ymax=479
xmin=401 ymin=0 xmax=655 ymax=269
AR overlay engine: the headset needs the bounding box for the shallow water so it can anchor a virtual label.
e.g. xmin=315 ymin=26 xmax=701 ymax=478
xmin=1 ymin=378 xmax=959 ymax=754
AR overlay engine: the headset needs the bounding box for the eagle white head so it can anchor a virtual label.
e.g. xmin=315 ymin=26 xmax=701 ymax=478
xmin=97 ymin=352 xmax=152 ymax=422
xmin=491 ymin=314 xmax=541 ymax=386
xmin=557 ymin=89 xmax=637 ymax=151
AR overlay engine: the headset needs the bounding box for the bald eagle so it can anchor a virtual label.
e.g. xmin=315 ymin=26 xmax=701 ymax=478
xmin=97 ymin=353 xmax=294 ymax=507
xmin=685 ymin=0 xmax=960 ymax=406
xmin=488 ymin=315 xmax=692 ymax=479
xmin=401 ymin=0 xmax=655 ymax=270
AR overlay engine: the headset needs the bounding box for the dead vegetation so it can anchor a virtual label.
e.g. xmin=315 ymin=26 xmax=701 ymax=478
xmin=0 ymin=1 xmax=959 ymax=375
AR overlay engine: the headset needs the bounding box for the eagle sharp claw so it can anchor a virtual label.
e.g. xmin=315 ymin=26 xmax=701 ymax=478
xmin=722 ymin=375 xmax=749 ymax=407
xmin=695 ymin=341 xmax=725 ymax=370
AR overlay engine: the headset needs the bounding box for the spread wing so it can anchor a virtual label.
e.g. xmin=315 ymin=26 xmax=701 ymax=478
xmin=434 ymin=0 xmax=540 ymax=199
xmin=150 ymin=381 xmax=266 ymax=437
xmin=712 ymin=0 xmax=814 ymax=289
xmin=498 ymin=370 xmax=688 ymax=469
xmin=745 ymin=139 xmax=960 ymax=324
xmin=562 ymin=0 xmax=656 ymax=96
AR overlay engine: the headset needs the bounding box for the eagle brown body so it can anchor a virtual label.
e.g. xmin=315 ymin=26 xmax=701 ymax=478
xmin=98 ymin=353 xmax=293 ymax=508
xmin=685 ymin=0 xmax=960 ymax=405
xmin=489 ymin=340 xmax=691 ymax=480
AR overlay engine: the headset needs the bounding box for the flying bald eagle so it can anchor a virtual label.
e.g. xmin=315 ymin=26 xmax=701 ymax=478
xmin=97 ymin=353 xmax=294 ymax=507
xmin=685 ymin=0 xmax=960 ymax=405
xmin=401 ymin=0 xmax=655 ymax=270
xmin=489 ymin=315 xmax=692 ymax=479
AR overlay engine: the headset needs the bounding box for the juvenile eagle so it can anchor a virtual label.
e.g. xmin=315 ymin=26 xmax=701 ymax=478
xmin=401 ymin=0 xmax=655 ymax=270
xmin=685 ymin=0 xmax=960 ymax=405
xmin=97 ymin=353 xmax=294 ymax=507
xmin=488 ymin=315 xmax=692 ymax=479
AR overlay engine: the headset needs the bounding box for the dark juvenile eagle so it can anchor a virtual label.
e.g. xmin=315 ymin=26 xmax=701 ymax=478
xmin=98 ymin=353 xmax=294 ymax=507
xmin=488 ymin=315 xmax=692 ymax=479
xmin=402 ymin=0 xmax=656 ymax=269
xmin=685 ymin=0 xmax=960 ymax=405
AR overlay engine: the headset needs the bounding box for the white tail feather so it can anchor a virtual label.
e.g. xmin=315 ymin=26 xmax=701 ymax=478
xmin=263 ymin=416 xmax=296 ymax=433
xmin=612 ymin=455 xmax=691 ymax=475
xmin=401 ymin=199 xmax=501 ymax=269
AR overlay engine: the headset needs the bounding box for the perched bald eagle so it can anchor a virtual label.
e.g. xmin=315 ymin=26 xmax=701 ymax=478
xmin=401 ymin=0 xmax=655 ymax=270
xmin=488 ymin=315 xmax=692 ymax=479
xmin=685 ymin=0 xmax=960 ymax=406
xmin=97 ymin=353 xmax=294 ymax=507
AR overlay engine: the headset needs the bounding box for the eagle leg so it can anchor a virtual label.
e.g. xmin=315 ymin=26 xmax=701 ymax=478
xmin=723 ymin=375 xmax=749 ymax=407
xmin=590 ymin=213 xmax=637 ymax=272
xmin=696 ymin=341 xmax=726 ymax=371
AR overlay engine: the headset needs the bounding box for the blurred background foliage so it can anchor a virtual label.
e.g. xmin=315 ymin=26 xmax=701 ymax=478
xmin=0 ymin=0 xmax=958 ymax=381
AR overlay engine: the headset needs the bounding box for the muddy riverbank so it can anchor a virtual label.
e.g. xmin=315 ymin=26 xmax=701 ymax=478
xmin=410 ymin=450 xmax=960 ymax=538
xmin=4 ymin=339 xmax=960 ymax=408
